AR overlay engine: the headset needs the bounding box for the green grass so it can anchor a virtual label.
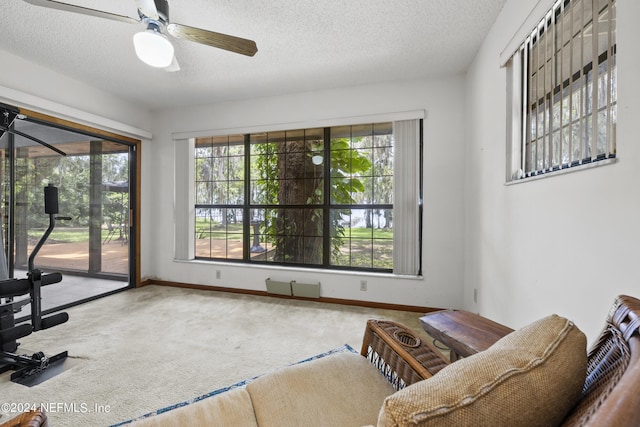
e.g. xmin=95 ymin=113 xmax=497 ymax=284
xmin=195 ymin=220 xmax=393 ymax=269
xmin=196 ymin=219 xmax=392 ymax=239
xmin=28 ymin=228 xmax=118 ymax=243
xmin=347 ymin=227 xmax=392 ymax=239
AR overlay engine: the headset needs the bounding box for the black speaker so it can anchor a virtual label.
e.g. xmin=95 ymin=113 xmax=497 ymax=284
xmin=44 ymin=184 xmax=58 ymax=215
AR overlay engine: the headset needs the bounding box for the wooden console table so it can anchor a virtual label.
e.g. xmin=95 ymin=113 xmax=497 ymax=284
xmin=419 ymin=310 xmax=513 ymax=361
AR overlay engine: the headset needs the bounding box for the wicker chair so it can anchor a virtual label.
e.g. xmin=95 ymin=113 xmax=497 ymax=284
xmin=360 ymin=294 xmax=640 ymax=426
xmin=361 ymin=319 xmax=449 ymax=390
xmin=562 ymin=295 xmax=640 ymax=426
xmin=0 ymin=407 xmax=48 ymax=427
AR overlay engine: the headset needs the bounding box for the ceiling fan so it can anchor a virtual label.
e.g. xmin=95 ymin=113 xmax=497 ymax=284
xmin=22 ymin=0 xmax=258 ymax=71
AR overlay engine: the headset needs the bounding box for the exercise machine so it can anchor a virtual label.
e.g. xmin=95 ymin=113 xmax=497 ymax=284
xmin=0 ymin=184 xmax=72 ymax=384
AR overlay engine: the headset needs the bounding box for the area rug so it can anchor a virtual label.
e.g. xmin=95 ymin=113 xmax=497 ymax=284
xmin=112 ymin=344 xmax=356 ymax=426
xmin=0 ymin=285 xmax=429 ymax=426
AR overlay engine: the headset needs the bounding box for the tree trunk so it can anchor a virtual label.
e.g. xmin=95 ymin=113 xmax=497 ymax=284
xmin=273 ymin=139 xmax=322 ymax=264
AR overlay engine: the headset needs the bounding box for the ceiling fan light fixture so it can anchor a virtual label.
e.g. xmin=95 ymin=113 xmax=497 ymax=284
xmin=133 ymin=27 xmax=174 ymax=68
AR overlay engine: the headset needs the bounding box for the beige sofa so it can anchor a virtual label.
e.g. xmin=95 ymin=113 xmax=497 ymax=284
xmin=131 ymin=351 xmax=393 ymax=427
xmin=129 ymin=314 xmax=590 ymax=427
xmin=4 ymin=295 xmax=640 ymax=426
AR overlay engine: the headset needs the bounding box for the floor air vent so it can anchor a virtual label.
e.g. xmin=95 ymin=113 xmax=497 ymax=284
xmin=265 ymin=278 xmax=320 ymax=298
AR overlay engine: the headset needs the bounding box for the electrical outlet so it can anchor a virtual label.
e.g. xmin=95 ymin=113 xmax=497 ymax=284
xmin=216 ymin=270 xmax=221 ymax=280
xmin=360 ymin=280 xmax=367 ymax=291
xmin=474 ymin=288 xmax=478 ymax=303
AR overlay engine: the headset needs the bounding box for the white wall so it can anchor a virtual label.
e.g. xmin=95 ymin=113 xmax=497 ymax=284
xmin=147 ymin=77 xmax=468 ymax=309
xmin=0 ymin=49 xmax=157 ymax=290
xmin=0 ymin=50 xmax=151 ymax=137
xmin=0 ymin=45 xmax=467 ymax=310
xmin=465 ymin=0 xmax=640 ymax=341
xmin=6 ymin=0 xmax=638 ymax=333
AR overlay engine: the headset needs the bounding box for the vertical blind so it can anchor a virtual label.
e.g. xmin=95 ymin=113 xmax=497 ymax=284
xmin=518 ymin=0 xmax=616 ymax=176
xmin=175 ymin=138 xmax=195 ymax=261
xmin=393 ymin=119 xmax=421 ymax=275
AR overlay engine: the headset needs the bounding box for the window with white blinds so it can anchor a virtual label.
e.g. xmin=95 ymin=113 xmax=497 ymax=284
xmin=507 ymin=0 xmax=616 ymax=180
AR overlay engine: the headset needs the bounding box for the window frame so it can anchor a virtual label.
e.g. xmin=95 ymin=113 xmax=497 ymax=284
xmin=183 ymin=119 xmax=423 ymax=275
xmin=193 ymin=123 xmax=399 ymax=273
xmin=505 ymin=0 xmax=617 ymax=183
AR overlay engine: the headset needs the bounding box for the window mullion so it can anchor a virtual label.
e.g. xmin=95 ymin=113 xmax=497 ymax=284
xmin=543 ymin=12 xmax=550 ymax=172
xmin=578 ymin=0 xmax=585 ymax=163
xmin=568 ymin=0 xmax=575 ymax=165
xmin=520 ymin=46 xmax=528 ymax=174
xmin=606 ymin=0 xmax=614 ymax=157
xmin=322 ymin=127 xmax=331 ymax=267
xmin=551 ymin=6 xmax=557 ymax=170
xmin=557 ymin=1 xmax=564 ymax=169
xmin=536 ymin=22 xmax=542 ymax=173
xmin=243 ymin=133 xmax=251 ymax=261
xmin=589 ymin=0 xmax=599 ymax=161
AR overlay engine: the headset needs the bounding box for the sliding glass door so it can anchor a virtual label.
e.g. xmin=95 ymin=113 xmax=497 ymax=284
xmin=0 ymin=115 xmax=137 ymax=316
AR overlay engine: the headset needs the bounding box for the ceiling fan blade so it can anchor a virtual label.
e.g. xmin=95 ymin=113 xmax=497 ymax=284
xmin=164 ymin=56 xmax=181 ymax=72
xmin=135 ymin=0 xmax=159 ymax=21
xmin=22 ymin=0 xmax=139 ymax=24
xmin=166 ymin=23 xmax=258 ymax=57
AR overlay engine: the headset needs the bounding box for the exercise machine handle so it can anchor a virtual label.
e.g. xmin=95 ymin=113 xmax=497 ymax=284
xmin=41 ymin=272 xmax=62 ymax=286
xmin=40 ymin=312 xmax=69 ymax=330
xmin=0 ymin=278 xmax=30 ymax=299
xmin=0 ymin=273 xmax=62 ymax=299
xmin=0 ymin=324 xmax=32 ymax=342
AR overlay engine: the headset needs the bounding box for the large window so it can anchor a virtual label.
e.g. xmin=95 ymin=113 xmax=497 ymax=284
xmin=506 ymin=0 xmax=616 ymax=180
xmin=192 ymin=120 xmax=421 ymax=273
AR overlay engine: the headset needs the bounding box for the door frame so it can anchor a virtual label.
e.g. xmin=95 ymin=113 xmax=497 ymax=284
xmin=12 ymin=107 xmax=142 ymax=288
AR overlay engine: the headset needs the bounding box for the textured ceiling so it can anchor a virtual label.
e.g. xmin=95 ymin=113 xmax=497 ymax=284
xmin=0 ymin=0 xmax=506 ymax=111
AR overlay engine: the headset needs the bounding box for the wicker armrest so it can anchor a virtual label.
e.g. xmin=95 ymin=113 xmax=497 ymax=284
xmin=360 ymin=319 xmax=449 ymax=390
xmin=0 ymin=408 xmax=48 ymax=427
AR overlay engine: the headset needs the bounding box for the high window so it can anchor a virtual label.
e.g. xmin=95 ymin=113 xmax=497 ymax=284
xmin=506 ymin=0 xmax=616 ymax=180
xmin=191 ymin=120 xmax=422 ymax=274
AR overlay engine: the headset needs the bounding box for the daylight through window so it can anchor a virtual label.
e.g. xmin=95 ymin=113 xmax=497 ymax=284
xmin=508 ymin=0 xmax=616 ymax=180
xmin=193 ymin=121 xmax=421 ymax=273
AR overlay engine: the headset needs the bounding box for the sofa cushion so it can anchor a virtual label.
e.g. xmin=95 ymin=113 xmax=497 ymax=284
xmin=128 ymin=388 xmax=258 ymax=427
xmin=378 ymin=314 xmax=587 ymax=427
xmin=247 ymin=351 xmax=395 ymax=427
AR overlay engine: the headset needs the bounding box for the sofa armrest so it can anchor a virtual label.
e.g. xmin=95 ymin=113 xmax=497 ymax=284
xmin=360 ymin=319 xmax=449 ymax=390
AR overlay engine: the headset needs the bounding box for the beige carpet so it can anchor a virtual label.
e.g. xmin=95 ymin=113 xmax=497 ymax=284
xmin=0 ymin=285 xmax=436 ymax=426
